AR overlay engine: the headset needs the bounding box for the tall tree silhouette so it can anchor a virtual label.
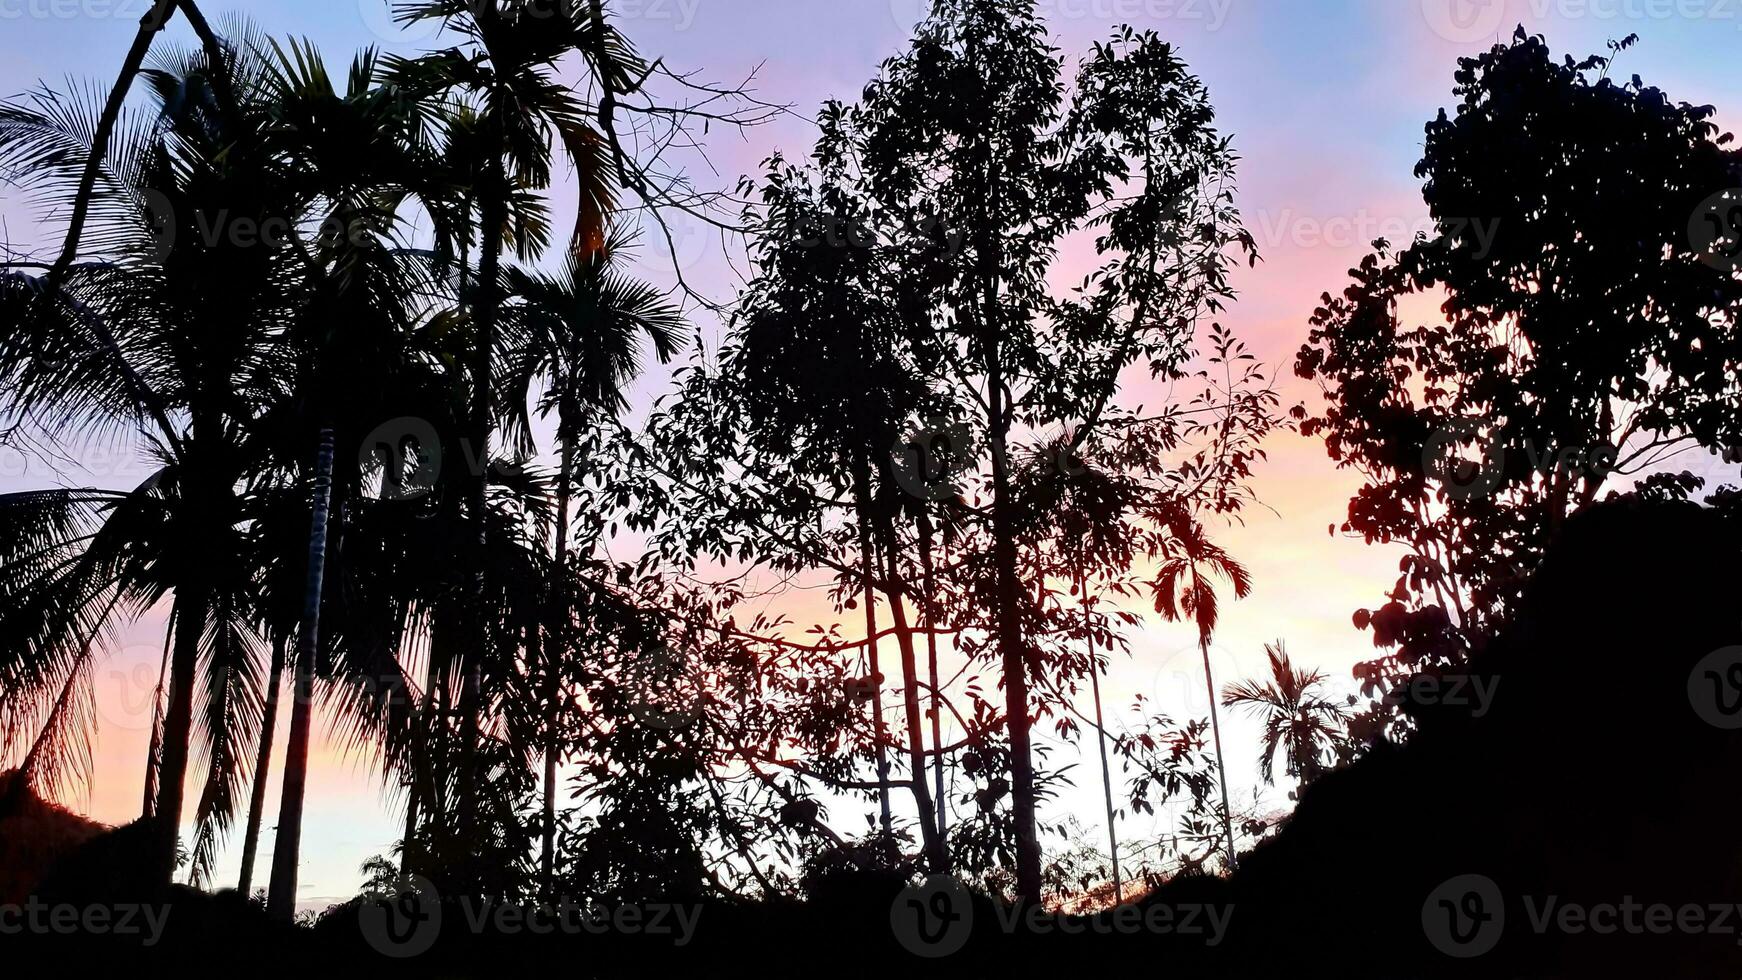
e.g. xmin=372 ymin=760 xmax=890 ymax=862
xmin=250 ymin=38 xmax=452 ymax=921
xmin=1151 ymin=509 xmax=1250 ymax=872
xmin=0 ymin=31 xmax=310 ymax=884
xmin=387 ymin=0 xmax=629 ymax=884
xmin=846 ymin=1 xmax=1259 ymax=899
xmin=497 ymin=238 xmax=682 ymax=891
xmin=1297 ymin=29 xmax=1742 ymax=735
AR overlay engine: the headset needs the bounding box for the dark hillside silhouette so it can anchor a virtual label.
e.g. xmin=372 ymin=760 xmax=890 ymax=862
xmin=0 ymin=771 xmax=107 ymax=905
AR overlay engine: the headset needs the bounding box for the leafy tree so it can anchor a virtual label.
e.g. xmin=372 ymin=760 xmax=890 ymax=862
xmin=1296 ymin=29 xmax=1742 ymax=735
xmin=619 ymin=0 xmax=1278 ymax=901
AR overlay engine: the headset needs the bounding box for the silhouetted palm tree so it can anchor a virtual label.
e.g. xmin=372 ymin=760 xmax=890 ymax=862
xmin=387 ymin=0 xmax=633 ymax=886
xmin=0 ymin=32 xmax=309 ymax=884
xmin=1223 ymin=641 xmax=1348 ymax=789
xmin=498 ymin=238 xmax=682 ymax=890
xmin=247 ymin=37 xmax=454 ymax=921
xmin=1152 ymin=509 xmax=1251 ymax=873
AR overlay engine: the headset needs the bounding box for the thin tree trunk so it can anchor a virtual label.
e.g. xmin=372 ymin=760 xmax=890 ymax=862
xmin=541 ymin=436 xmax=576 ymax=894
xmin=41 ymin=0 xmax=176 ymax=290
xmin=237 ymin=633 xmax=287 ymax=897
xmin=460 ymin=188 xmax=506 ymax=885
xmin=141 ymin=607 xmax=175 ymax=820
xmin=1200 ymin=633 xmax=1238 ymax=873
xmin=400 ymin=639 xmax=440 ymax=878
xmin=1079 ymin=574 xmax=1120 ymax=902
xmin=267 ymin=427 xmax=337 ymax=921
xmin=876 ymin=514 xmax=946 ymax=872
xmin=987 ymin=356 xmax=1042 ymax=904
xmin=916 ymin=510 xmax=947 ymax=842
xmin=151 ymin=587 xmax=207 ymax=885
xmin=851 ymin=461 xmax=892 ymax=838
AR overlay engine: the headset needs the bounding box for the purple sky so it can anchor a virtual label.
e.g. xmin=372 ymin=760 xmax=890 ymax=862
xmin=3 ymin=0 xmax=1740 ymax=909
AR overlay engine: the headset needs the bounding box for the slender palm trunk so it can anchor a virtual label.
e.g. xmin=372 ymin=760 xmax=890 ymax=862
xmin=875 ymin=514 xmax=946 ymax=872
xmin=916 ymin=510 xmax=947 ymax=842
xmin=400 ymin=641 xmax=441 ymax=878
xmin=541 ymin=436 xmax=576 ymax=893
xmin=1200 ymin=631 xmax=1237 ymax=873
xmin=1079 ymin=575 xmax=1120 ymax=901
xmin=237 ymin=633 xmax=287 ymax=897
xmin=460 ymin=188 xmax=506 ymax=883
xmin=267 ymin=427 xmax=337 ymax=921
xmin=141 ymin=608 xmax=175 ymax=820
xmin=851 ymin=461 xmax=892 ymax=837
xmin=152 ymin=586 xmax=207 ymax=884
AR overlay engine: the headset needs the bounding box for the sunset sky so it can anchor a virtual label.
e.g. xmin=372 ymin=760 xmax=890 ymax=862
xmin=3 ymin=0 xmax=1740 ymax=911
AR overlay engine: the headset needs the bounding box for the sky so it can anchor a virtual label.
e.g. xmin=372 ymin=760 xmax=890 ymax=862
xmin=3 ymin=0 xmax=1741 ymax=911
